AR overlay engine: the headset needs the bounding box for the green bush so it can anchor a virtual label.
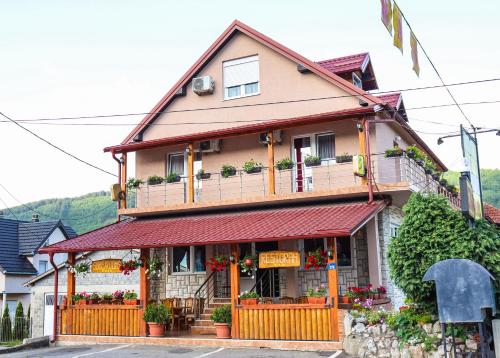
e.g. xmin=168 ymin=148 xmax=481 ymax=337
xmin=243 ymin=159 xmax=263 ymax=174
xmin=147 ymin=175 xmax=164 ymax=185
xmin=127 ymin=178 xmax=144 ymax=189
xmin=13 ymin=302 xmax=25 ymax=340
xmin=388 ymin=193 xmax=500 ymax=308
xmin=165 ymin=172 xmax=180 ymax=183
xmin=210 ymin=305 xmax=231 ymax=325
xmin=143 ymin=304 xmax=170 ymax=324
xmin=220 ymin=165 xmax=237 ymax=178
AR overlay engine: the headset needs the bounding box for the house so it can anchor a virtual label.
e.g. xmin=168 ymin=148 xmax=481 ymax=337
xmin=0 ymin=213 xmax=75 ymax=317
xmin=39 ymin=20 xmax=459 ymax=347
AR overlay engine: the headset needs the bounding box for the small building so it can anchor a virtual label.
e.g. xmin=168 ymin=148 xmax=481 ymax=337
xmin=0 ymin=214 xmax=75 ymax=316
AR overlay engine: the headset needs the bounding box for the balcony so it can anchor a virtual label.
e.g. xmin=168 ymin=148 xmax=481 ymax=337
xmin=121 ymin=154 xmax=459 ymax=217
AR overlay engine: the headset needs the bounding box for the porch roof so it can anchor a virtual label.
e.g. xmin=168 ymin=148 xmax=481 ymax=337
xmin=39 ymin=200 xmax=386 ymax=254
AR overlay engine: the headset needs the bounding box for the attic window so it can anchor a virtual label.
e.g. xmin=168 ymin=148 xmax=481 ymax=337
xmin=352 ymin=73 xmax=363 ymax=89
xmin=223 ymin=55 xmax=260 ymax=100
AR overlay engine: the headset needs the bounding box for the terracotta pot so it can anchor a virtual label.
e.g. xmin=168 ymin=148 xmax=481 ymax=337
xmin=244 ymin=259 xmax=253 ymax=267
xmin=147 ymin=323 xmax=165 ymax=337
xmin=124 ymin=299 xmax=139 ymax=306
xmin=240 ymin=298 xmax=258 ymax=305
xmin=214 ymin=323 xmax=231 ymax=339
xmin=340 ymin=296 xmax=349 ymax=304
xmin=77 ymin=300 xmax=88 ymax=306
xmin=307 ymin=297 xmax=326 ymax=304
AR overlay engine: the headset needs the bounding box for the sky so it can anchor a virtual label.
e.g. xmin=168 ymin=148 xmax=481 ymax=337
xmin=0 ymin=0 xmax=499 ymax=208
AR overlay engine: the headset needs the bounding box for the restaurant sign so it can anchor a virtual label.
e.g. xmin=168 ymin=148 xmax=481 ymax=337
xmin=259 ymin=251 xmax=300 ymax=269
xmin=91 ymin=259 xmax=122 ymax=273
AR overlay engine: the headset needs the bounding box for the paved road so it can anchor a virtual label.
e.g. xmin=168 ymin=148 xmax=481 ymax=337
xmin=8 ymin=344 xmax=344 ymax=358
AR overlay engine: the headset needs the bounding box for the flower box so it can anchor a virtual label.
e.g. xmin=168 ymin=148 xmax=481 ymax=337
xmin=240 ymin=298 xmax=258 ymax=305
xmin=76 ymin=300 xmax=88 ymax=306
xmin=89 ymin=299 xmax=100 ymax=305
xmin=307 ymin=297 xmax=326 ymax=304
xmin=124 ymin=299 xmax=139 ymax=306
xmin=244 ymin=167 xmax=262 ymax=174
xmin=196 ymin=172 xmax=211 ymax=180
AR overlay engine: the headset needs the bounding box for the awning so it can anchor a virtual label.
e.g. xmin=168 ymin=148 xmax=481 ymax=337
xmin=39 ymin=201 xmax=386 ymax=254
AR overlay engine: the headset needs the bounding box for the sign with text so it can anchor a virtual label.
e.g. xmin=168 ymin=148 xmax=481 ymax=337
xmin=327 ymin=263 xmax=337 ymax=271
xmin=91 ymin=259 xmax=122 ymax=273
xmin=259 ymin=251 xmax=300 ymax=269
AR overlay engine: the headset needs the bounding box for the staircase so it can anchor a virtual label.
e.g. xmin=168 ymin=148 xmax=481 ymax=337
xmin=190 ymin=297 xmax=231 ymax=335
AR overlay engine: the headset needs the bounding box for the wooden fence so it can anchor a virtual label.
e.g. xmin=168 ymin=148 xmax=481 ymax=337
xmin=60 ymin=305 xmax=141 ymax=336
xmin=236 ymin=304 xmax=333 ymax=341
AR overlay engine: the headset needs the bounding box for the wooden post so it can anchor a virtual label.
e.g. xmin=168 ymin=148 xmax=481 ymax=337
xmin=66 ymin=252 xmax=76 ymax=335
xmin=327 ymin=237 xmax=340 ymax=341
xmin=358 ymin=119 xmax=367 ymax=185
xmin=267 ymin=130 xmax=275 ymax=195
xmin=230 ymin=244 xmax=240 ymax=338
xmin=120 ymin=153 xmax=127 ymax=209
xmin=187 ymin=143 xmax=195 ymax=203
xmin=139 ymin=248 xmax=150 ymax=336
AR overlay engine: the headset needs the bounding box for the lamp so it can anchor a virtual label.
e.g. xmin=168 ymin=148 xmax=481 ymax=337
xmin=327 ymin=250 xmax=334 ymax=260
xmin=356 ymin=123 xmax=364 ymax=132
xmin=496 ymin=130 xmax=500 ymax=136
xmin=437 ymin=137 xmax=444 ymax=145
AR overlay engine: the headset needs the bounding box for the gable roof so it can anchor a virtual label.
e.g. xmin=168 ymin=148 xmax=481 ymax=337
xmin=484 ymin=203 xmax=500 ymax=225
xmin=317 ymin=53 xmax=370 ymax=74
xmin=120 ymin=20 xmax=383 ymax=145
xmin=0 ymin=218 xmax=76 ymax=274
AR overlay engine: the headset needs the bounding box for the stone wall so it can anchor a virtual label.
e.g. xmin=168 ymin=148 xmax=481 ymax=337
xmin=378 ymin=206 xmax=406 ymax=309
xmin=164 ymin=247 xmax=208 ymax=298
xmin=149 ymin=248 xmax=167 ymax=302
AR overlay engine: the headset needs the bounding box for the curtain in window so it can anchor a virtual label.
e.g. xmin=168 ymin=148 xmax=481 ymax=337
xmin=169 ymin=154 xmax=184 ymax=176
xmin=194 ymin=246 xmax=206 ymax=272
xmin=317 ymin=134 xmax=335 ymax=160
xmin=173 ymin=246 xmax=189 ymax=272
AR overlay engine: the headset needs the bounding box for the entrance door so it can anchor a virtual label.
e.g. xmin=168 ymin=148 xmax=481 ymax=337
xmin=293 ymin=137 xmax=312 ymax=192
xmin=255 ymin=241 xmax=280 ymax=298
xmin=43 ymin=293 xmax=64 ymax=336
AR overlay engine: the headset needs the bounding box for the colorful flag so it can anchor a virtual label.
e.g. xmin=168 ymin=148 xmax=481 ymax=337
xmin=410 ymin=31 xmax=420 ymax=76
xmin=393 ymin=3 xmax=403 ymax=53
xmin=381 ymin=0 xmax=393 ymax=35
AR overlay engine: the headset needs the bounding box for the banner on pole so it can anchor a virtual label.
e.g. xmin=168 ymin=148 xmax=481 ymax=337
xmin=393 ymin=3 xmax=403 ymax=53
xmin=410 ymin=31 xmax=420 ymax=76
xmin=381 ymin=0 xmax=393 ymax=35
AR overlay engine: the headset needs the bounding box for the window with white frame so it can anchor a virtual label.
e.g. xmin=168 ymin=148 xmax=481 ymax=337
xmin=352 ymin=72 xmax=363 ymax=89
xmin=223 ymin=55 xmax=260 ymax=99
xmin=171 ymin=246 xmax=206 ymax=273
xmin=168 ymin=153 xmax=185 ymax=176
xmin=316 ymin=133 xmax=335 ymax=160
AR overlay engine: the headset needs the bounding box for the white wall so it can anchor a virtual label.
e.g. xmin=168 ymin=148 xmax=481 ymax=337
xmin=31 ymin=228 xmax=68 ymax=275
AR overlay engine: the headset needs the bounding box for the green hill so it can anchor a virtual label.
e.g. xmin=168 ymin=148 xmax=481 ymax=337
xmin=3 ymin=191 xmax=117 ymax=234
xmin=2 ymin=168 xmax=498 ymax=235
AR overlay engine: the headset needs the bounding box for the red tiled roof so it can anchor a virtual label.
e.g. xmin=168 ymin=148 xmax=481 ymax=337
xmin=376 ymin=92 xmax=402 ymax=109
xmin=317 ymin=53 xmax=369 ymax=74
xmin=484 ymin=203 xmax=500 ymax=224
xmin=40 ymin=201 xmax=386 ymax=253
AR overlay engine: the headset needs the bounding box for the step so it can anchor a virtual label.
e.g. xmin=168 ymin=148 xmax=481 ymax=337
xmin=200 ymin=313 xmax=212 ymax=320
xmin=194 ymin=319 xmax=214 ymax=327
xmin=190 ymin=325 xmax=216 ymax=335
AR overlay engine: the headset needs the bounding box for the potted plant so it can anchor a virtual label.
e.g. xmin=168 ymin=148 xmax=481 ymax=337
xmin=239 ymin=255 xmax=258 ymax=277
xmin=101 ymin=293 xmax=113 ymax=304
xmin=112 ymin=290 xmax=124 ymax=304
xmin=384 ymin=146 xmax=403 ymax=158
xmin=239 ymin=291 xmax=259 ymax=305
xmin=439 ymin=178 xmax=448 ymax=187
xmin=165 ymin=172 xmax=181 ymax=183
xmin=67 ymin=261 xmax=91 ymax=278
xmin=306 ymin=285 xmax=327 ymax=304
xmin=276 ymin=157 xmax=294 ymax=170
xmin=89 ymin=292 xmax=100 ymax=305
xmin=423 ymin=159 xmax=436 ymax=175
xmin=450 ymin=186 xmax=459 ymax=197
xmin=72 ymin=292 xmax=90 ymax=306
xmin=243 ymin=159 xmax=263 ymax=174
xmin=335 ymin=152 xmax=353 ymax=163
xmin=405 ymin=145 xmax=420 ymax=159
xmin=220 ymin=164 xmax=237 ymax=178
xmin=377 ymin=286 xmax=387 ymax=299
xmin=147 ymin=175 xmax=164 ymax=185
xmin=146 ymin=257 xmax=163 ymax=278
xmin=127 ymin=177 xmax=144 ymax=189
xmin=431 ymin=172 xmax=441 ymax=181
xmin=210 ymin=304 xmax=231 ymax=339
xmin=196 ymin=169 xmax=211 ymax=180
xmin=304 ymin=155 xmax=321 ymax=167
xmin=206 ymin=256 xmax=229 ymax=272
xmin=120 ymin=258 xmax=143 ymax=275
xmin=123 ymin=290 xmax=139 ymax=305
xmin=304 ymin=249 xmax=328 ymax=271
xmin=346 ymin=287 xmax=359 ymax=303
xmin=143 ymin=303 xmax=171 ymax=337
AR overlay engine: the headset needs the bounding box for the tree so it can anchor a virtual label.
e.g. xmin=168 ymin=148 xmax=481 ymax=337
xmin=388 ymin=193 xmax=500 ymax=308
xmin=13 ymin=302 xmax=25 ymax=339
xmin=1 ymin=305 xmax=12 ymax=341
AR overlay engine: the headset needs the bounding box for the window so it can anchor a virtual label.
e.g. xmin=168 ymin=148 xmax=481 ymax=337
xmin=223 ymin=55 xmax=260 ymax=99
xmin=304 ymin=238 xmax=325 ymax=255
xmin=172 ymin=246 xmax=190 ymax=273
xmin=171 ymin=246 xmax=206 ymax=273
xmin=168 ymin=153 xmax=185 ymax=176
xmin=390 ymin=225 xmax=399 ymax=238
xmin=239 ymin=243 xmax=252 ymax=260
xmin=316 ymin=133 xmax=335 ymax=160
xmin=38 ymin=260 xmax=48 ymax=274
xmin=352 ymin=73 xmax=363 ymax=89
xmin=336 ymin=237 xmax=352 ymax=267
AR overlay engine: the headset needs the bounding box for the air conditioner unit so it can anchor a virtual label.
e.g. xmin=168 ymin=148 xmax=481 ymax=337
xmin=192 ymin=76 xmax=215 ymax=95
xmin=199 ymin=139 xmax=221 ymax=153
xmin=258 ymin=130 xmax=282 ymax=144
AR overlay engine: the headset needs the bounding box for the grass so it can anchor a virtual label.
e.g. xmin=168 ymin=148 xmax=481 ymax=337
xmin=0 ymin=340 xmax=22 ymax=347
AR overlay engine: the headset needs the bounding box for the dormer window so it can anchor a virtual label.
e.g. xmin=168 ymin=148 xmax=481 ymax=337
xmin=352 ymin=72 xmax=363 ymax=89
xmin=223 ymin=55 xmax=260 ymax=100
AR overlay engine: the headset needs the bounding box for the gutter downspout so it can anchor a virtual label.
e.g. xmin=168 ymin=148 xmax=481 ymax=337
xmin=111 ymin=151 xmax=122 ymax=222
xmin=364 ymin=119 xmax=374 ymax=204
xmin=49 ymin=253 xmax=58 ymax=343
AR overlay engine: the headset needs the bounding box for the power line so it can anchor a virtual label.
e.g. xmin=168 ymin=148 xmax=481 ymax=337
xmin=392 ymin=0 xmax=475 ymax=129
xmin=0 ymin=195 xmax=19 ymax=220
xmin=0 ymin=77 xmax=499 ymax=124
xmin=0 ymin=111 xmax=117 ymax=177
xmin=406 ymin=99 xmax=500 ymax=111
